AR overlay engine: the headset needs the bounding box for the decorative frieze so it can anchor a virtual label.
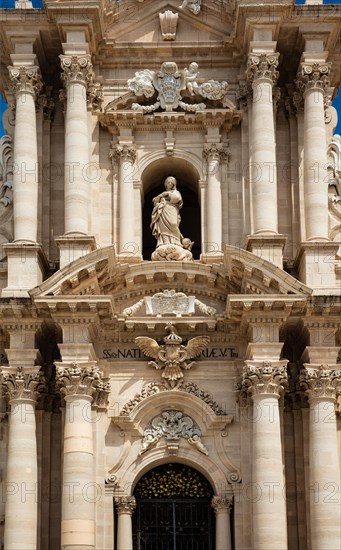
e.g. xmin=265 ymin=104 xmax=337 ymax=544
xmin=8 ymin=65 xmax=43 ymax=98
xmin=299 ymin=365 xmax=341 ymax=401
xmin=241 ymin=361 xmax=288 ymax=397
xmin=203 ymin=143 xmax=230 ymax=163
xmin=56 ymin=362 xmax=104 ymax=399
xmin=246 ymin=53 xmax=279 ymax=85
xmin=60 ymin=55 xmax=93 ymax=88
xmin=116 ymin=496 xmax=136 ymax=515
xmin=211 ymin=496 xmax=233 ymax=514
xmin=1 ymin=366 xmax=41 ymax=402
xmin=110 ymin=144 xmax=137 ymax=164
xmin=295 ymin=62 xmax=331 ymax=94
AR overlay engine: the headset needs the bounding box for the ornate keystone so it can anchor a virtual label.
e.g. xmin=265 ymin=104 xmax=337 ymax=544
xmin=56 ymin=362 xmax=104 ymax=399
xmin=295 ymin=62 xmax=331 ymax=94
xmin=211 ymin=496 xmax=233 ymax=513
xmin=60 ymin=55 xmax=93 ymax=88
xmin=241 ymin=361 xmax=288 ymax=397
xmin=8 ymin=66 xmax=43 ymax=98
xmin=110 ymin=144 xmax=137 ymax=164
xmin=203 ymin=143 xmax=230 ymax=163
xmin=116 ymin=496 xmax=136 ymax=515
xmin=299 ymin=365 xmax=341 ymax=401
xmin=246 ymin=53 xmax=279 ymax=85
xmin=0 ymin=366 xmax=41 ymax=402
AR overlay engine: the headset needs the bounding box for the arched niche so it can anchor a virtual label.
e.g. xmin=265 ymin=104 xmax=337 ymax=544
xmin=141 ymin=157 xmax=202 ymax=260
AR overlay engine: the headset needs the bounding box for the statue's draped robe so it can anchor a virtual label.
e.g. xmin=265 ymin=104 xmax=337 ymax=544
xmin=151 ymin=189 xmax=183 ymax=246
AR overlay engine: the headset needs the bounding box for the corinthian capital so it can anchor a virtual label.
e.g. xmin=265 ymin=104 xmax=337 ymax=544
xmin=116 ymin=496 xmax=136 ymax=515
xmin=60 ymin=55 xmax=93 ymax=88
xmin=295 ymin=62 xmax=331 ymax=94
xmin=0 ymin=366 xmax=41 ymax=403
xmin=299 ymin=365 xmax=341 ymax=401
xmin=241 ymin=360 xmax=288 ymax=397
xmin=56 ymin=362 xmax=104 ymax=399
xmin=203 ymin=143 xmax=230 ymax=163
xmin=8 ymin=65 xmax=43 ymax=98
xmin=211 ymin=496 xmax=233 ymax=514
xmin=246 ymin=53 xmax=279 ymax=85
xmin=110 ymin=144 xmax=137 ymax=163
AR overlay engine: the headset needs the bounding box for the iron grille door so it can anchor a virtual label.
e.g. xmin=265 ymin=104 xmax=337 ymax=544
xmin=133 ymin=498 xmax=215 ymax=550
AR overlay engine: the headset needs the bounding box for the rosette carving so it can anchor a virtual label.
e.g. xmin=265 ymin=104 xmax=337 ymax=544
xmin=203 ymin=143 xmax=230 ymax=163
xmin=110 ymin=144 xmax=137 ymax=164
xmin=295 ymin=62 xmax=331 ymax=94
xmin=60 ymin=55 xmax=93 ymax=88
xmin=56 ymin=362 xmax=104 ymax=399
xmin=116 ymin=496 xmax=136 ymax=515
xmin=211 ymin=496 xmax=233 ymax=513
xmin=8 ymin=66 xmax=43 ymax=98
xmin=299 ymin=365 xmax=341 ymax=401
xmin=241 ymin=361 xmax=288 ymax=397
xmin=246 ymin=53 xmax=279 ymax=85
xmin=1 ymin=366 xmax=41 ymax=402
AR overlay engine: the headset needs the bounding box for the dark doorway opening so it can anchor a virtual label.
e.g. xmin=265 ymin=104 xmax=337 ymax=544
xmin=132 ymin=464 xmax=215 ymax=550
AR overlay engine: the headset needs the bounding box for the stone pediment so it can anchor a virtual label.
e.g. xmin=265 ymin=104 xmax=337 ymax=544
xmin=103 ymin=0 xmax=234 ymax=44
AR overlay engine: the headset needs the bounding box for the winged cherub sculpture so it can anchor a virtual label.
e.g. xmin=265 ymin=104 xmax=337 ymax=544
xmin=135 ymin=323 xmax=210 ymax=388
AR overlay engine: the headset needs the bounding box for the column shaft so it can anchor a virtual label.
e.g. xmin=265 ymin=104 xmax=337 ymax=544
xmin=9 ymin=66 xmax=42 ymax=243
xmin=303 ymin=88 xmax=328 ymax=240
xmin=203 ymin=144 xmax=228 ymax=254
xmin=116 ymin=497 xmax=136 ymax=550
xmin=211 ymin=497 xmax=233 ymax=550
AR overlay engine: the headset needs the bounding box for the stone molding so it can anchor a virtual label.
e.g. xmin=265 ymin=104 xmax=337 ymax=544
xmin=56 ymin=362 xmax=106 ymax=399
xmin=115 ymin=496 xmax=136 ymax=515
xmin=211 ymin=496 xmax=233 ymax=513
xmin=8 ymin=65 xmax=43 ymax=98
xmin=246 ymin=53 xmax=279 ymax=85
xmin=299 ymin=364 xmax=341 ymax=401
xmin=0 ymin=366 xmax=41 ymax=403
xmin=60 ymin=54 xmax=93 ymax=88
xmin=110 ymin=144 xmax=137 ymax=164
xmin=295 ymin=62 xmax=331 ymax=95
xmin=241 ymin=360 xmax=288 ymax=398
xmin=203 ymin=143 xmax=230 ymax=163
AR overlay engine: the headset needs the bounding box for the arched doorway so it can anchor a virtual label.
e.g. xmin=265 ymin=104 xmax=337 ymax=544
xmin=132 ymin=463 xmax=215 ymax=549
xmin=141 ymin=158 xmax=201 ymax=260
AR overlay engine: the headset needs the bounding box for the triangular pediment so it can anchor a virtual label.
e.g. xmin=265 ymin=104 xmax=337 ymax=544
xmin=103 ymin=0 xmax=233 ymax=44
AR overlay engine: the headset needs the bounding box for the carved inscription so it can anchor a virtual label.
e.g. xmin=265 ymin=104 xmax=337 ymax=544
xmin=101 ymin=346 xmax=238 ymax=360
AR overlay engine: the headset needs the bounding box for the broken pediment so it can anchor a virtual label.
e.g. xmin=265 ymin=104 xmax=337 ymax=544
xmin=103 ymin=0 xmax=234 ymax=44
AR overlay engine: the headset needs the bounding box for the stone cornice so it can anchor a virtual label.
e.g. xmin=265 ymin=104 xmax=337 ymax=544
xmin=299 ymin=364 xmax=341 ymax=402
xmin=8 ymin=65 xmax=43 ymax=98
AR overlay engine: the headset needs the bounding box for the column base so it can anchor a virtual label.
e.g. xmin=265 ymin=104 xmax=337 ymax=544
xmin=295 ymin=242 xmax=339 ymax=289
xmin=56 ymin=235 xmax=96 ymax=269
xmin=200 ymin=253 xmax=224 ymax=264
xmin=117 ymin=253 xmax=142 ymax=264
xmin=246 ymin=234 xmax=287 ymax=269
xmin=1 ymin=243 xmax=48 ymax=297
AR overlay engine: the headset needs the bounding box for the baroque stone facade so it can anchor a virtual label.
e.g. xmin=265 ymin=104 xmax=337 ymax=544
xmin=0 ymin=1 xmax=340 ymax=549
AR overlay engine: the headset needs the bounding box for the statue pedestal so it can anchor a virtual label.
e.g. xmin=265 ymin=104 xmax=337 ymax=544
xmin=151 ymin=244 xmax=193 ymax=262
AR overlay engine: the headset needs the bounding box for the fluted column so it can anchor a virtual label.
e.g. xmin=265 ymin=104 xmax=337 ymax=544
xmin=203 ymin=143 xmax=229 ymax=254
xmin=110 ymin=144 xmax=137 ymax=256
xmin=299 ymin=365 xmax=341 ymax=550
xmin=60 ymin=55 xmax=93 ymax=236
xmin=116 ymin=497 xmax=136 ymax=550
xmin=211 ymin=496 xmax=233 ymax=550
xmin=56 ymin=361 xmax=109 ymax=550
xmin=0 ymin=363 xmax=41 ymax=550
xmin=246 ymin=52 xmax=279 ymax=235
xmin=295 ymin=60 xmax=331 ymax=241
xmin=8 ymin=65 xmax=42 ymax=243
xmin=241 ymin=361 xmax=288 ymax=549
